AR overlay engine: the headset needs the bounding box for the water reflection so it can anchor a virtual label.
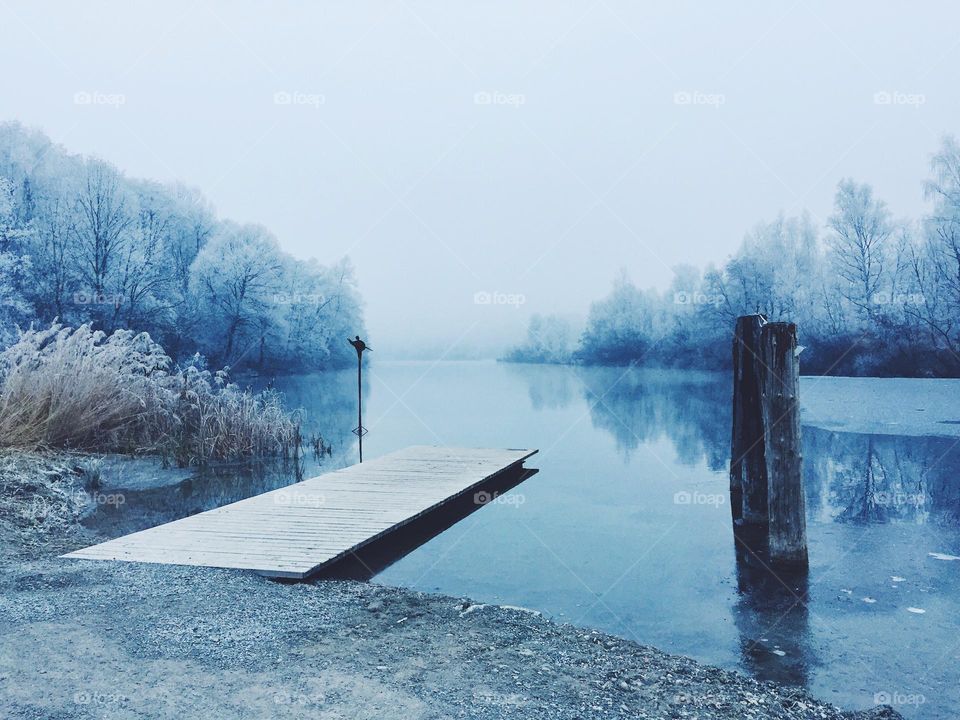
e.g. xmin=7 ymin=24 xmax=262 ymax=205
xmin=82 ymin=458 xmax=310 ymax=537
xmin=504 ymin=363 xmax=577 ymax=411
xmin=507 ymin=364 xmax=960 ymax=528
xmin=250 ymin=370 xmax=359 ymax=455
xmin=732 ymin=526 xmax=815 ymax=687
xmin=805 ymin=430 xmax=960 ymax=526
xmin=577 ymin=367 xmax=729 ymax=471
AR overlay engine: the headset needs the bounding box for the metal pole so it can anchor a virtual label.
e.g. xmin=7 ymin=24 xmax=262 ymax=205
xmin=348 ymin=336 xmax=369 ymax=463
xmin=357 ymin=351 xmax=363 ymax=463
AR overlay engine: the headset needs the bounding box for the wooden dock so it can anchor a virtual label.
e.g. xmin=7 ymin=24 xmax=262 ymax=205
xmin=62 ymin=446 xmax=537 ymax=579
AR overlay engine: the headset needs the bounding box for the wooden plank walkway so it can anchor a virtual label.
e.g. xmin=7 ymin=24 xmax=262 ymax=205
xmin=62 ymin=446 xmax=537 ymax=579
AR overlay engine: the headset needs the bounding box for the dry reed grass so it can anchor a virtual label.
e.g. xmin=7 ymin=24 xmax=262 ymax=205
xmin=0 ymin=323 xmax=301 ymax=466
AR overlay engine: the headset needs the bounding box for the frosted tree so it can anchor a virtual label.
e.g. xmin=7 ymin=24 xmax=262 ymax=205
xmin=29 ymin=195 xmax=75 ymax=319
xmin=70 ymin=160 xmax=134 ymax=328
xmin=274 ymin=257 xmax=364 ymax=370
xmin=826 ymin=179 xmax=893 ymax=326
xmin=710 ymin=213 xmax=820 ymax=323
xmin=166 ymin=184 xmax=215 ymax=294
xmin=504 ymin=314 xmax=574 ymax=363
xmin=0 ymin=177 xmax=31 ymax=344
xmin=907 ymin=136 xmax=960 ymax=358
xmin=579 ymin=271 xmax=659 ymax=364
xmin=188 ymin=222 xmax=284 ymax=366
xmin=111 ymin=181 xmax=177 ymax=333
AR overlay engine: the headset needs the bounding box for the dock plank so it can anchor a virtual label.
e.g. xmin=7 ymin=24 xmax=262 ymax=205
xmin=63 ymin=445 xmax=537 ymax=579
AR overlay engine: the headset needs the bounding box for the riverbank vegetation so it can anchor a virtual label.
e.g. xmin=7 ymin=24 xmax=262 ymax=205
xmin=0 ymin=323 xmax=300 ymax=466
xmin=0 ymin=122 xmax=364 ymax=373
xmin=508 ymin=136 xmax=960 ymax=377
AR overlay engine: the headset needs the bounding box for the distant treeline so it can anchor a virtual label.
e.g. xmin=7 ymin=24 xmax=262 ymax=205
xmin=505 ymin=137 xmax=960 ymax=377
xmin=0 ymin=122 xmax=364 ymax=372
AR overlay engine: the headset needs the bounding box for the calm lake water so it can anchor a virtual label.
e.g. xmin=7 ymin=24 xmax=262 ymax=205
xmin=85 ymin=361 xmax=960 ymax=719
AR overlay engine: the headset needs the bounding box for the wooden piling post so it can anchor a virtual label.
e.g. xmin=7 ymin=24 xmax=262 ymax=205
xmin=758 ymin=322 xmax=808 ymax=568
xmin=730 ymin=314 xmax=768 ymax=528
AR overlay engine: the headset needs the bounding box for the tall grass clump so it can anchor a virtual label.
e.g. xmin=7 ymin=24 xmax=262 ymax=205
xmin=0 ymin=323 xmax=301 ymax=465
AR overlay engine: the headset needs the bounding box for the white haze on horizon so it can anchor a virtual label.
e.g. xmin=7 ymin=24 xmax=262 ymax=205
xmin=1 ymin=1 xmax=959 ymax=358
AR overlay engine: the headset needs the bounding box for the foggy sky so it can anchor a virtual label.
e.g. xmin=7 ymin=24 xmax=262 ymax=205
xmin=2 ymin=1 xmax=958 ymax=358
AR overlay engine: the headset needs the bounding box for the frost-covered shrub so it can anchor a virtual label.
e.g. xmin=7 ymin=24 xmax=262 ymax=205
xmin=0 ymin=323 xmax=300 ymax=464
xmin=0 ymin=451 xmax=94 ymax=550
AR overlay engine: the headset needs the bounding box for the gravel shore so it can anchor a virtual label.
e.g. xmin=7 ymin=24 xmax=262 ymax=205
xmin=0 ymin=455 xmax=901 ymax=720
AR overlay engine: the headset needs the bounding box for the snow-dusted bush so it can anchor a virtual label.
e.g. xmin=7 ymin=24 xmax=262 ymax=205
xmin=0 ymin=450 xmax=95 ymax=550
xmin=0 ymin=323 xmax=300 ymax=464
xmin=502 ymin=314 xmax=575 ymax=364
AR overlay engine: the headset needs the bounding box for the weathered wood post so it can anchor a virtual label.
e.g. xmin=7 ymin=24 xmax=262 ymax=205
xmin=730 ymin=316 xmax=808 ymax=569
xmin=758 ymin=322 xmax=808 ymax=568
xmin=730 ymin=314 xmax=768 ymax=529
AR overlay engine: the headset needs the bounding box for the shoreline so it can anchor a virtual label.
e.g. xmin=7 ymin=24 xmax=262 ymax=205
xmin=0 ymin=452 xmax=901 ymax=719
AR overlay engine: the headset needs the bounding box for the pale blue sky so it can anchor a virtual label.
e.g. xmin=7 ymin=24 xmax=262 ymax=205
xmin=1 ymin=1 xmax=958 ymax=356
